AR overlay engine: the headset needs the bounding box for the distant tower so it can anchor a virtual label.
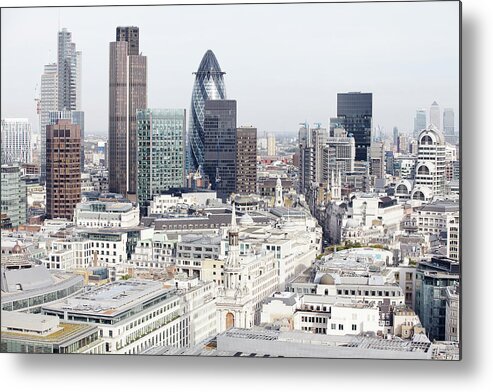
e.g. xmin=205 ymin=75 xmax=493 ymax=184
xmin=39 ymin=63 xmax=58 ymax=184
xmin=337 ymin=92 xmax=373 ymax=162
xmin=414 ymin=109 xmax=427 ymax=139
xmin=108 ymin=26 xmax=147 ymax=197
xmin=393 ymin=126 xmax=399 ymax=149
xmin=443 ymin=108 xmax=456 ymax=144
xmin=430 ymin=101 xmax=441 ymax=131
xmin=58 ymin=28 xmax=80 ymax=111
xmin=189 ymin=50 xmax=227 ymax=173
xmin=275 ymin=176 xmax=283 ymax=207
xmin=267 ymin=133 xmax=276 ymax=156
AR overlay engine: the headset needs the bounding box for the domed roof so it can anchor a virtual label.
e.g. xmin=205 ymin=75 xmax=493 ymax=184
xmin=239 ymin=213 xmax=254 ymax=226
xmin=320 ymin=274 xmax=335 ymax=285
xmin=197 ymin=50 xmax=224 ymax=74
xmin=345 ymin=218 xmax=359 ymax=228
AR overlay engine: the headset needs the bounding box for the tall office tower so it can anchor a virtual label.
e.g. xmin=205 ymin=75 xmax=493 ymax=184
xmin=45 ymin=119 xmax=81 ymax=220
xmin=136 ymin=109 xmax=186 ymax=213
xmin=48 ymin=110 xmax=85 ymax=170
xmin=414 ymin=109 xmax=427 ymax=138
xmin=1 ymin=119 xmax=32 ymax=165
xmin=414 ymin=125 xmax=446 ymax=199
xmin=108 ymin=26 xmax=147 ymax=197
xmin=429 ymin=101 xmax=441 ymax=131
xmin=203 ymin=100 xmax=237 ymax=201
xmin=337 ymin=92 xmax=372 ymax=162
xmin=1 ymin=165 xmax=27 ymax=228
xmin=311 ymin=125 xmax=328 ymax=184
xmin=393 ymin=126 xmax=399 ymax=149
xmin=58 ymin=28 xmax=80 ymax=111
xmin=443 ymin=108 xmax=456 ymax=144
xmin=40 ymin=63 xmax=58 ymax=183
xmin=267 ymin=133 xmax=276 ymax=156
xmin=323 ymin=132 xmax=355 ymax=182
xmin=369 ymin=141 xmax=385 ymax=180
xmin=298 ymin=122 xmax=313 ymax=194
xmin=236 ymin=126 xmax=257 ymax=195
xmin=189 ymin=50 xmax=227 ymax=173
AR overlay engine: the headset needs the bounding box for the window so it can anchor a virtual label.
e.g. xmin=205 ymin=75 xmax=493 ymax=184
xmin=331 ymin=323 xmax=336 ymax=330
xmin=338 ymin=324 xmax=343 ymax=330
xmin=352 ymin=324 xmax=357 ymax=331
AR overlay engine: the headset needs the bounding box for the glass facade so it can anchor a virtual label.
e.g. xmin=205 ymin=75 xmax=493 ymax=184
xmin=0 ymin=165 xmax=27 ymax=227
xmin=337 ymin=92 xmax=372 ymax=162
xmin=137 ymin=109 xmax=186 ymax=211
xmin=1 ymin=276 xmax=84 ymax=313
xmin=203 ymin=100 xmax=237 ymax=201
xmin=188 ymin=50 xmax=227 ymax=173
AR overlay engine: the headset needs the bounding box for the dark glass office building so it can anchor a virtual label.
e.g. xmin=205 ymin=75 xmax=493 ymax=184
xmin=189 ymin=50 xmax=227 ymax=174
xmin=203 ymin=100 xmax=237 ymax=201
xmin=337 ymin=92 xmax=372 ymax=162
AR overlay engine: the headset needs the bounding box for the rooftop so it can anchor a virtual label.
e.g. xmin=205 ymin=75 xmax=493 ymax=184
xmin=42 ymin=279 xmax=175 ymax=317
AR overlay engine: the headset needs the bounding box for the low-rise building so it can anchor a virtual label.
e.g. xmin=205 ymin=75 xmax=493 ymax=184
xmin=1 ymin=260 xmax=84 ymax=313
xmin=42 ymin=279 xmax=186 ymax=354
xmin=74 ymin=201 xmax=139 ymax=228
xmin=0 ymin=311 xmax=104 ymax=354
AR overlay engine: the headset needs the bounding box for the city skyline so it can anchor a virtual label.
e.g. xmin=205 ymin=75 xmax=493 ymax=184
xmin=1 ymin=2 xmax=459 ymax=136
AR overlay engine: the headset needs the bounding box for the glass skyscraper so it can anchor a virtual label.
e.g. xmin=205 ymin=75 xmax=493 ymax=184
xmin=337 ymin=92 xmax=372 ymax=162
xmin=203 ymin=100 xmax=237 ymax=201
xmin=414 ymin=109 xmax=427 ymax=139
xmin=188 ymin=50 xmax=227 ymax=174
xmin=136 ymin=109 xmax=186 ymax=213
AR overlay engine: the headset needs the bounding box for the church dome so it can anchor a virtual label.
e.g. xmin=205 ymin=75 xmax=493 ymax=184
xmin=320 ymin=274 xmax=335 ymax=285
xmin=239 ymin=213 xmax=254 ymax=226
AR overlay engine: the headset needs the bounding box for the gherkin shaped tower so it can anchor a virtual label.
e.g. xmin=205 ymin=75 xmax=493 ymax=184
xmin=188 ymin=50 xmax=227 ymax=173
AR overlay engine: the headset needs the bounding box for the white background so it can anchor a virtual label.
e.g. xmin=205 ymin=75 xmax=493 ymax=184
xmin=0 ymin=1 xmax=491 ymax=391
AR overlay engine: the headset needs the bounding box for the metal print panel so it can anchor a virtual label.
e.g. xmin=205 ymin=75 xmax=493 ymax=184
xmin=0 ymin=1 xmax=461 ymax=360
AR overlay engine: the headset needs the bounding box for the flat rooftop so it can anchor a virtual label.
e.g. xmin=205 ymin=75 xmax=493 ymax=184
xmin=1 ymin=311 xmax=96 ymax=344
xmin=42 ymin=279 xmax=176 ymax=317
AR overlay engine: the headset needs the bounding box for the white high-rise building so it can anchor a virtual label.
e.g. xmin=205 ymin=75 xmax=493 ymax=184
xmin=1 ymin=118 xmax=32 ymax=165
xmin=429 ymin=101 xmax=441 ymax=131
xmin=412 ymin=125 xmax=446 ymax=200
xmin=40 ymin=63 xmax=58 ymax=183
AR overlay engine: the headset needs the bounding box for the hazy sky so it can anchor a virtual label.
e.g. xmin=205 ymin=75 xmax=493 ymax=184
xmin=1 ymin=1 xmax=460 ymax=136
